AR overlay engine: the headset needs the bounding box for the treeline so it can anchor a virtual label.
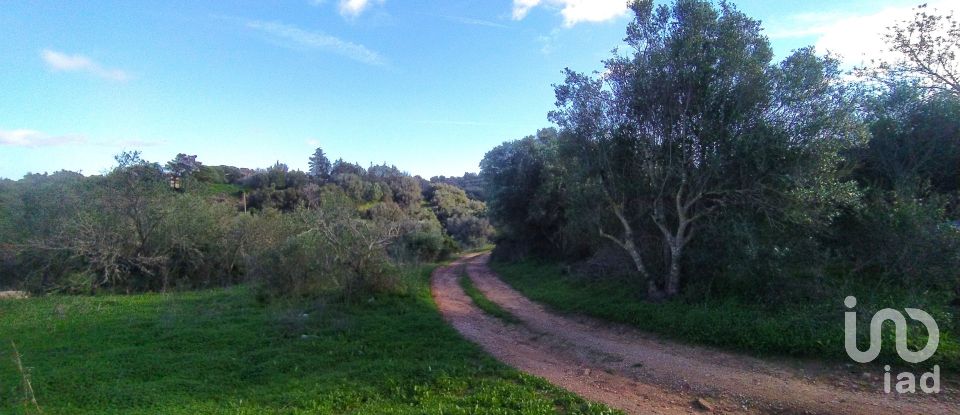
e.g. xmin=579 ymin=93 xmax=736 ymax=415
xmin=481 ymin=0 xmax=960 ymax=304
xmin=429 ymin=173 xmax=487 ymax=201
xmin=0 ymin=149 xmax=492 ymax=298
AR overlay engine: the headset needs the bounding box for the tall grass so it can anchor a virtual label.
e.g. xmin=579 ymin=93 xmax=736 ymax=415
xmin=10 ymin=341 xmax=41 ymax=414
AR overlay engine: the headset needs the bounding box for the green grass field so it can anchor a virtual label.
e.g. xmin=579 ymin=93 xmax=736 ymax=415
xmin=0 ymin=265 xmax=618 ymax=415
xmin=492 ymin=260 xmax=960 ymax=373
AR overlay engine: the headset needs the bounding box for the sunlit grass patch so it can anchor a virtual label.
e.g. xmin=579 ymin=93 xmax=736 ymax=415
xmin=0 ymin=265 xmax=618 ymax=414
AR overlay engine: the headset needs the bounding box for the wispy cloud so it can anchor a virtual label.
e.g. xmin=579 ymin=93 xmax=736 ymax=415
xmin=40 ymin=49 xmax=130 ymax=81
xmin=537 ymin=28 xmax=561 ymax=55
xmin=513 ymin=0 xmax=541 ymax=20
xmin=245 ymin=20 xmax=386 ymax=66
xmin=0 ymin=129 xmax=86 ymax=147
xmin=442 ymin=15 xmax=508 ymax=29
xmin=512 ymin=0 xmax=629 ymax=27
xmin=0 ymin=129 xmax=166 ymax=149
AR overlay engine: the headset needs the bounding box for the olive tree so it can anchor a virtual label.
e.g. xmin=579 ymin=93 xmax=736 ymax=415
xmin=551 ymin=0 xmax=860 ymax=298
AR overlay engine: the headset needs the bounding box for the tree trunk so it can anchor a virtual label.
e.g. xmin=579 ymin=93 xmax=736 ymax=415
xmin=665 ymin=240 xmax=682 ymax=297
xmin=622 ymin=236 xmax=662 ymax=298
xmin=653 ymin=183 xmax=702 ymax=299
xmin=599 ymin=200 xmax=663 ymax=299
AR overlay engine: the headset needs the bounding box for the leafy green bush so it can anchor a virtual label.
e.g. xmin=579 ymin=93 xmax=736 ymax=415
xmin=389 ymin=210 xmax=452 ymax=262
xmin=842 ymin=191 xmax=960 ymax=288
xmin=445 ymin=214 xmax=494 ymax=249
xmin=159 ymin=194 xmax=243 ymax=289
xmin=249 ymin=193 xmax=404 ymax=301
xmin=427 ymin=183 xmax=493 ymax=249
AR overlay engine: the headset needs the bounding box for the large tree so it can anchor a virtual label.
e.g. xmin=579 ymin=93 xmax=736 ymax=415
xmin=166 ymin=153 xmax=201 ymax=178
xmin=550 ymin=0 xmax=859 ymax=298
xmin=308 ymin=147 xmax=332 ymax=181
xmin=480 ymin=128 xmax=569 ymax=257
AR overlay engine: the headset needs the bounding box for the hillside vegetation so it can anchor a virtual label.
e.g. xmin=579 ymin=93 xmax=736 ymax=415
xmin=0 ymin=149 xmax=491 ymax=299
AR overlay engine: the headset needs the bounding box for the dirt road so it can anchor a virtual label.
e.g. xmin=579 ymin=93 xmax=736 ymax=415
xmin=431 ymin=253 xmax=959 ymax=414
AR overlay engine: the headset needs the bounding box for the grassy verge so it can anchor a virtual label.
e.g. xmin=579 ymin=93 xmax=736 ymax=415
xmin=458 ymin=269 xmax=520 ymax=324
xmin=492 ymin=260 xmax=960 ymax=373
xmin=0 ymin=265 xmax=618 ymax=415
xmin=463 ymin=245 xmax=496 ymax=255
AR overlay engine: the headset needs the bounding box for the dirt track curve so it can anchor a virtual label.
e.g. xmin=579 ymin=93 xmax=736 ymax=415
xmin=431 ymin=253 xmax=959 ymax=415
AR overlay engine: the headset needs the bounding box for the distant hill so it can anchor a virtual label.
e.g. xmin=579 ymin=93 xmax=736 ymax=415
xmin=429 ymin=172 xmax=486 ymax=201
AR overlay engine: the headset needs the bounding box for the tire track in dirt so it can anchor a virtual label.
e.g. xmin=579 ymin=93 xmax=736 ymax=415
xmin=431 ymin=253 xmax=959 ymax=415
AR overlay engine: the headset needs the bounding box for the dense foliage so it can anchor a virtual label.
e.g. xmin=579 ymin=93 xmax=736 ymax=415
xmin=0 ymin=149 xmax=491 ymax=299
xmin=482 ymin=0 xmax=960 ymax=307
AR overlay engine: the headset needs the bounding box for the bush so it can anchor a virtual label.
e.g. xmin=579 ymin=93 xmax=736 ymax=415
xmin=159 ymin=194 xmax=243 ymax=289
xmin=1 ymin=152 xmax=446 ymax=300
xmin=4 ymin=162 xmax=250 ymax=293
xmin=250 ymin=193 xmax=404 ymax=301
xmin=390 ymin=208 xmax=458 ymax=263
xmin=843 ymin=191 xmax=960 ymax=288
xmin=445 ymin=214 xmax=494 ymax=249
xmin=426 ymin=183 xmax=493 ymax=249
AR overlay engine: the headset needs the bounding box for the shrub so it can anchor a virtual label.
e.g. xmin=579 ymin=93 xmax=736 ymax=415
xmin=250 ymin=194 xmax=404 ymax=301
xmin=445 ymin=215 xmax=494 ymax=249
xmin=844 ymin=191 xmax=960 ymax=288
xmin=390 ymin=211 xmax=450 ymax=262
xmin=159 ymin=194 xmax=243 ymax=289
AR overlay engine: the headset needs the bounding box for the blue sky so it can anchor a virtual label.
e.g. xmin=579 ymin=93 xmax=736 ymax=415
xmin=0 ymin=0 xmax=950 ymax=179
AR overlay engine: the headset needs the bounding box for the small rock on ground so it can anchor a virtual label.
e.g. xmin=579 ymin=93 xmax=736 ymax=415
xmin=0 ymin=291 xmax=28 ymax=300
xmin=693 ymin=397 xmax=715 ymax=412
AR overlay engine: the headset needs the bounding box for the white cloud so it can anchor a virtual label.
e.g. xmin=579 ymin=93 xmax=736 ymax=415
xmin=513 ymin=0 xmax=542 ymax=20
xmin=245 ymin=20 xmax=386 ymax=66
xmin=0 ymin=129 xmax=86 ymax=147
xmin=769 ymin=1 xmax=960 ymax=67
xmin=537 ymin=28 xmax=561 ymax=55
xmin=512 ymin=0 xmax=629 ymax=27
xmin=443 ymin=15 xmax=508 ymax=29
xmin=40 ymin=49 xmax=130 ymax=81
xmin=338 ymin=0 xmax=384 ymax=18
